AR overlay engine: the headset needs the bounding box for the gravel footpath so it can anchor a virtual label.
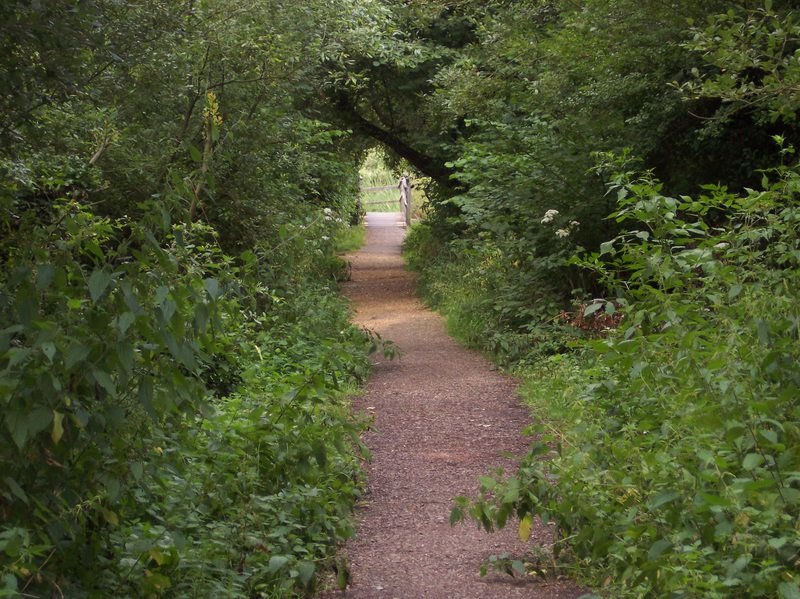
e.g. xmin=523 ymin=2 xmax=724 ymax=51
xmin=319 ymin=212 xmax=585 ymax=599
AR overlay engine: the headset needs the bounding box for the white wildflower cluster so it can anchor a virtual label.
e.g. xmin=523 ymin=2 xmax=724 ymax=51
xmin=556 ymin=220 xmax=581 ymax=238
xmin=322 ymin=206 xmax=345 ymax=223
xmin=541 ymin=209 xmax=580 ymax=239
xmin=540 ymin=209 xmax=559 ymax=223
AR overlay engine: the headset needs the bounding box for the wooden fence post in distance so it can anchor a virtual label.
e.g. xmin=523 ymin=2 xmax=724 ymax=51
xmin=399 ymin=175 xmax=412 ymax=227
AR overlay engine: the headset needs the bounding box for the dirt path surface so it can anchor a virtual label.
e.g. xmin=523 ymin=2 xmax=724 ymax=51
xmin=322 ymin=213 xmax=585 ymax=599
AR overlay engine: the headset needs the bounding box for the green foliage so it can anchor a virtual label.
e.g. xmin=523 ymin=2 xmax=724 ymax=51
xmin=0 ymin=0 xmax=385 ymax=595
xmin=404 ymin=220 xmax=582 ymax=365
xmin=680 ymin=2 xmax=800 ymax=125
xmin=7 ymin=0 xmax=800 ymax=595
xmin=0 ymin=197 xmax=372 ymax=596
xmin=403 ymin=0 xmax=770 ymax=358
xmin=359 ymin=149 xmax=397 ymax=189
xmin=455 ymin=153 xmax=800 ymax=597
xmin=358 ymin=149 xmax=401 ymax=213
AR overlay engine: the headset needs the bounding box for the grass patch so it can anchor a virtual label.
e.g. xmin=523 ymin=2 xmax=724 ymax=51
xmin=335 ymin=224 xmax=366 ymax=253
xmin=361 ymin=187 xmax=402 ymax=212
xmin=359 ymin=150 xmax=401 ymax=212
xmin=358 ymin=148 xmax=428 ymax=215
xmin=516 ymin=353 xmax=596 ymax=429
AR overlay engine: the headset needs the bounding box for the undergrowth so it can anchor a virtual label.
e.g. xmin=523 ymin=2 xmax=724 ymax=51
xmin=404 ymin=222 xmax=581 ymax=366
xmin=0 ymin=204 xmax=372 ymax=597
xmin=414 ymin=151 xmax=800 ymax=597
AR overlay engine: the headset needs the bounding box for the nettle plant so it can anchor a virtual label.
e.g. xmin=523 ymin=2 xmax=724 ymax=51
xmin=454 ymin=147 xmax=800 ymax=597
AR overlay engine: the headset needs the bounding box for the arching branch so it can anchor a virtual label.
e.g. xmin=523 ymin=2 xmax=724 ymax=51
xmin=333 ymin=94 xmax=454 ymax=185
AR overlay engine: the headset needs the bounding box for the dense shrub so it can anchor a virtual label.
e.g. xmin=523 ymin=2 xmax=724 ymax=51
xmin=405 ymin=221 xmax=583 ymax=365
xmin=453 ymin=154 xmax=800 ymax=597
xmin=0 ymin=1 xmax=387 ymax=593
xmin=0 ymin=201 xmax=371 ymax=597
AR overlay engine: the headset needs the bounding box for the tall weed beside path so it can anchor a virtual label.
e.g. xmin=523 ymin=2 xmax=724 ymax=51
xmin=455 ymin=154 xmax=800 ymax=597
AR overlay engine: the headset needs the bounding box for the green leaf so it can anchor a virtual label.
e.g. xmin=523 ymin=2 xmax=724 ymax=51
xmin=297 ymin=561 xmax=315 ymax=586
xmin=742 ymin=453 xmax=764 ymax=470
xmin=117 ymin=341 xmax=134 ymax=376
xmin=40 ymin=341 xmax=56 ymax=363
xmin=2 ymin=571 xmax=20 ymax=591
xmin=479 ymin=475 xmax=496 ymax=490
xmin=6 ymin=348 xmax=31 ymax=369
xmin=117 ymin=311 xmax=136 ymax=334
xmin=160 ymin=299 xmax=177 ymax=323
xmin=188 ymin=144 xmax=202 ymax=162
xmin=92 ymin=369 xmax=117 ymax=397
xmin=511 ymin=560 xmax=526 ymax=575
xmin=204 ymin=278 xmax=221 ymax=300
xmin=130 ymin=462 xmax=144 ymax=481
xmin=139 ymin=377 xmax=155 ymax=416
xmin=101 ymin=507 xmax=119 ymax=526
xmin=649 ymin=490 xmax=681 ymax=510
xmin=779 ymin=582 xmax=800 ymax=599
xmin=648 ymin=539 xmax=672 ymax=560
xmin=65 ymin=342 xmax=90 ymax=371
xmin=35 ymin=264 xmax=55 ymax=290
xmin=102 ymin=475 xmax=121 ymax=502
xmin=5 ymin=410 xmax=28 ymax=449
xmin=268 ymin=555 xmax=289 ymax=573
xmin=726 ymin=555 xmax=750 ymax=576
xmin=88 ymin=269 xmax=113 ymax=303
xmin=759 ymin=428 xmax=778 ymax=444
xmin=4 ymin=477 xmax=28 ymax=505
xmin=502 ymin=477 xmax=520 ymax=503
xmin=51 ymin=410 xmax=64 ymax=444
xmin=583 ymin=302 xmax=604 ymax=317
xmin=28 ymin=407 xmax=52 ymax=437
xmin=449 ymin=506 xmax=464 ymax=525
xmin=769 ymin=537 xmax=788 ymax=550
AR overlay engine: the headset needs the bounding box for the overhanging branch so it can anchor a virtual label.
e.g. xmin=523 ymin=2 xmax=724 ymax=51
xmin=334 ymin=95 xmax=453 ymax=184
